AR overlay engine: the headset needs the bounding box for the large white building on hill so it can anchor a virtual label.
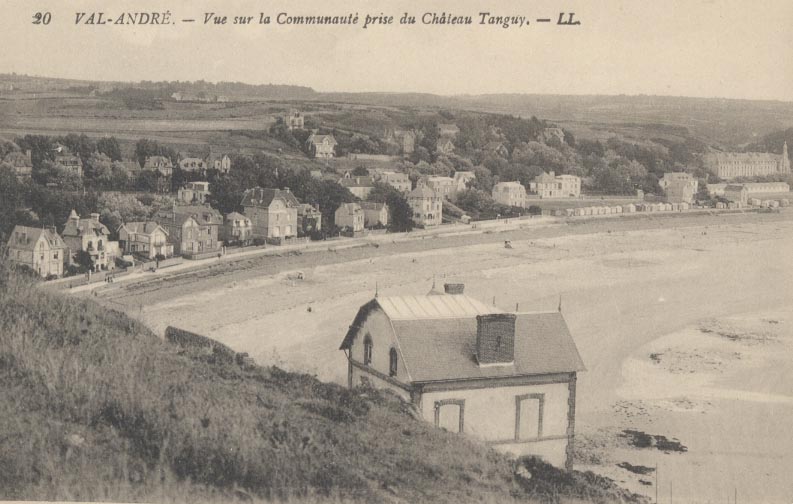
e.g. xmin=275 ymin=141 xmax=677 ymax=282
xmin=704 ymin=142 xmax=790 ymax=180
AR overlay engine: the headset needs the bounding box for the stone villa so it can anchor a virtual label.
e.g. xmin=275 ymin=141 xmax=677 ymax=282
xmin=6 ymin=225 xmax=67 ymax=278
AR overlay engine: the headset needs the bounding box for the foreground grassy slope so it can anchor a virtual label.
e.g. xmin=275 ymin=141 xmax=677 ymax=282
xmin=0 ymin=260 xmax=642 ymax=503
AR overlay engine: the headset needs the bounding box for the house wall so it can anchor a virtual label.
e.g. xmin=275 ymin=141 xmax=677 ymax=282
xmin=346 ymin=308 xmax=410 ymax=384
xmin=8 ymin=237 xmax=64 ymax=277
xmin=363 ymin=207 xmax=388 ymax=227
xmin=493 ymin=185 xmax=527 ymax=207
xmin=409 ymin=196 xmax=442 ymax=227
xmin=246 ymin=201 xmax=297 ymax=239
xmin=419 ymin=380 xmax=571 ymax=467
xmin=335 ymin=209 xmax=364 ymax=232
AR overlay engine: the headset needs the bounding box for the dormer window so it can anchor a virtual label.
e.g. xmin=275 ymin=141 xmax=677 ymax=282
xmin=363 ymin=334 xmax=373 ymax=366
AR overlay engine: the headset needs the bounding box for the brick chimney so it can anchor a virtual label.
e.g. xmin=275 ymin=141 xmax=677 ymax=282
xmin=444 ymin=283 xmax=465 ymax=295
xmin=476 ymin=313 xmax=516 ymax=365
xmin=90 ymin=213 xmax=100 ymax=222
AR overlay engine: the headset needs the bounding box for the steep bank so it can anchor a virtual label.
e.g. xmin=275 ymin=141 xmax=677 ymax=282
xmin=0 ymin=261 xmax=641 ymax=503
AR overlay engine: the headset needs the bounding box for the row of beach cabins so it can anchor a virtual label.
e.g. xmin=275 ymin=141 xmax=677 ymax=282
xmin=549 ymin=198 xmax=791 ymax=218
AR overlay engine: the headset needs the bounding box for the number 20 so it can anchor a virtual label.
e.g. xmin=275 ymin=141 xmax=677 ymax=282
xmin=32 ymin=12 xmax=51 ymax=25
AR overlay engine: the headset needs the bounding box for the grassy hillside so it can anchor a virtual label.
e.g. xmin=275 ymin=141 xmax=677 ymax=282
xmin=0 ymin=260 xmax=643 ymax=503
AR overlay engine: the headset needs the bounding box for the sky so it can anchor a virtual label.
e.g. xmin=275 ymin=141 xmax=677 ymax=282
xmin=1 ymin=0 xmax=792 ymax=101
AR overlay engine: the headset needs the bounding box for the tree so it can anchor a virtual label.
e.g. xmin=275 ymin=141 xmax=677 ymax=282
xmin=135 ymin=139 xmax=177 ymax=167
xmin=85 ymin=153 xmax=114 ymax=187
xmin=97 ymin=137 xmax=123 ymax=161
xmin=15 ymin=134 xmax=55 ymax=169
xmin=57 ymin=133 xmax=96 ymax=163
xmin=0 ymin=167 xmax=25 ymax=239
xmin=366 ymin=183 xmax=414 ymax=233
xmin=351 ymin=166 xmax=369 ymax=176
xmin=74 ymin=250 xmax=94 ymax=271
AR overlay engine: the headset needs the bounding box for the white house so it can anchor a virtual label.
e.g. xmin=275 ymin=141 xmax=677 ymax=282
xmin=339 ymin=283 xmax=585 ymax=469
xmin=408 ymin=186 xmax=442 ymax=227
xmin=529 ymin=172 xmax=581 ymax=199
xmin=334 ymin=202 xmax=364 ymax=232
xmin=492 ymin=181 xmax=528 ymax=208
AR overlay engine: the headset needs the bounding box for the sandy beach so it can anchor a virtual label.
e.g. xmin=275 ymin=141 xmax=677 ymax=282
xmin=96 ymin=210 xmax=793 ymax=503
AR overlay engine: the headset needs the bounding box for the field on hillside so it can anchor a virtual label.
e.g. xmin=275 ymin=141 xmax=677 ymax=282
xmin=96 ymin=210 xmax=793 ymax=504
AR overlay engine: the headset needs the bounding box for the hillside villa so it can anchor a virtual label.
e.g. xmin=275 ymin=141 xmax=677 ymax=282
xmin=334 ymin=202 xmax=365 ymax=233
xmin=484 ymin=141 xmax=509 ymax=158
xmin=178 ymin=156 xmax=207 ymax=173
xmin=177 ymin=181 xmax=211 ymax=204
xmin=144 ymin=156 xmax=174 ymax=177
xmin=53 ymin=144 xmax=83 ymax=178
xmin=384 ymin=128 xmax=416 ymax=155
xmin=452 ymin=171 xmax=476 ymax=196
xmin=529 ymin=172 xmax=581 ymax=199
xmin=6 ymin=225 xmax=66 ymax=278
xmin=62 ymin=210 xmax=119 ymax=271
xmin=155 ymin=205 xmax=223 ymax=255
xmin=117 ymin=221 xmax=173 ymax=259
xmin=408 ymin=186 xmax=443 ymax=227
xmin=241 ymin=187 xmax=299 ymax=241
xmin=284 ymin=109 xmax=305 ymax=130
xmin=206 ymin=152 xmax=232 ymax=174
xmin=306 ymin=133 xmax=337 ymax=159
xmin=220 ymin=212 xmax=253 ymax=246
xmin=297 ymin=203 xmax=323 ymax=236
xmin=492 ymin=181 xmax=528 ymax=208
xmin=339 ymin=283 xmax=585 ymax=469
xmin=541 ymin=128 xmax=566 ymax=145
xmin=339 ymin=172 xmax=375 ymax=199
xmin=660 ymin=172 xmax=698 ymax=204
xmin=360 ymin=202 xmax=389 ymax=228
xmin=420 ymin=176 xmax=455 ymax=201
xmin=3 ymin=150 xmax=33 ymax=179
xmin=378 ymin=171 xmax=412 ymax=193
xmin=436 ymin=137 xmax=455 ymax=155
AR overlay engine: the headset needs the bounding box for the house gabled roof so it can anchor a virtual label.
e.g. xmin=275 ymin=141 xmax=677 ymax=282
xmin=144 ymin=156 xmax=173 ymax=168
xmin=3 ymin=150 xmax=32 ymax=167
xmin=241 ymin=187 xmax=300 ymax=208
xmin=360 ymin=202 xmax=387 ymax=212
xmin=340 ymin=294 xmax=585 ymax=383
xmin=7 ymin=226 xmax=65 ymax=251
xmin=308 ymin=134 xmax=338 ymax=146
xmin=408 ymin=186 xmax=437 ymax=199
xmin=118 ymin=221 xmax=168 ymax=236
xmin=533 ymin=172 xmax=558 ymax=184
xmin=335 ymin=202 xmax=362 ymax=215
xmin=62 ymin=217 xmax=111 ymax=238
xmin=339 ymin=176 xmax=374 ymax=189
xmin=157 ymin=205 xmax=223 ymax=226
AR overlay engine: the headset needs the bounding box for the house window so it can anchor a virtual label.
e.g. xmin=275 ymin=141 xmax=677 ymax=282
xmin=515 ymin=393 xmax=545 ymax=441
xmin=389 ymin=348 xmax=398 ymax=377
xmin=363 ymin=334 xmax=373 ymax=366
xmin=434 ymin=399 xmax=465 ymax=433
